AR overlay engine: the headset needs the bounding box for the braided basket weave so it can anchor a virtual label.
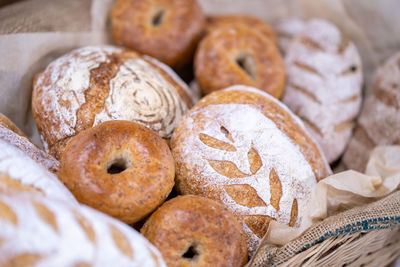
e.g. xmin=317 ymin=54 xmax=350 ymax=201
xmin=248 ymin=190 xmax=400 ymax=266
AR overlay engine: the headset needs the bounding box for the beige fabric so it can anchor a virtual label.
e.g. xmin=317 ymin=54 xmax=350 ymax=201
xmin=249 ymin=146 xmax=400 ymax=266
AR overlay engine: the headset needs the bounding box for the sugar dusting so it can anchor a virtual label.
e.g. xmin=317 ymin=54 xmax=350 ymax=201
xmin=0 ymin=125 xmax=59 ymax=172
xmin=283 ymin=19 xmax=363 ymax=162
xmin=94 ymin=58 xmax=188 ymax=138
xmin=173 ymin=99 xmax=317 ymax=253
xmin=0 ymin=140 xmax=75 ymax=203
xmin=0 ymin=192 xmax=165 ymax=266
xmin=275 ymin=18 xmax=306 ymax=55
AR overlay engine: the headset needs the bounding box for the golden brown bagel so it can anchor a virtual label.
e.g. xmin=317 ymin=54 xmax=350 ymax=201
xmin=58 ymin=120 xmax=175 ymax=224
xmin=206 ymin=14 xmax=278 ymax=45
xmin=110 ymin=0 xmax=206 ymax=68
xmin=195 ymin=25 xmax=285 ymax=98
xmin=141 ymin=195 xmax=248 ymax=267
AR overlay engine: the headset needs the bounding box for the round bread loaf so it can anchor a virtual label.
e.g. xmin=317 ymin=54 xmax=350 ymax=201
xmin=194 ymin=25 xmax=285 ymax=98
xmin=206 ymin=14 xmax=277 ymax=45
xmin=282 ymin=19 xmax=363 ymax=163
xmin=110 ymin=0 xmax=205 ymax=68
xmin=141 ymin=195 xmax=247 ymax=267
xmin=343 ymin=51 xmax=400 ymax=172
xmin=0 ymin=113 xmax=59 ymax=173
xmin=32 ymin=45 xmax=192 ymax=159
xmin=170 ymin=86 xmax=331 ymax=254
xmin=0 ymin=191 xmax=165 ymax=267
xmin=58 ymin=120 xmax=175 ymax=224
xmin=0 ymin=140 xmax=75 ymax=203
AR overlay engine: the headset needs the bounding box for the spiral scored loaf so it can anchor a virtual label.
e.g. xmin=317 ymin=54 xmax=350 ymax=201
xmin=0 ymin=113 xmax=59 ymax=173
xmin=171 ymin=86 xmax=331 ymax=254
xmin=141 ymin=195 xmax=248 ymax=267
xmin=32 ymin=45 xmax=193 ymax=159
xmin=0 ymin=192 xmax=165 ymax=267
xmin=205 ymin=14 xmax=278 ymax=45
xmin=343 ymin=52 xmax=400 ymax=172
xmin=282 ymin=19 xmax=363 ymax=163
xmin=195 ymin=25 xmax=285 ymax=98
xmin=0 ymin=140 xmax=75 ymax=203
xmin=110 ymin=0 xmax=205 ymax=68
xmin=58 ymin=120 xmax=175 ymax=224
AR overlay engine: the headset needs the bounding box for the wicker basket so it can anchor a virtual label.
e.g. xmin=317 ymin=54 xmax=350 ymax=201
xmin=249 ymin=190 xmax=400 ymax=266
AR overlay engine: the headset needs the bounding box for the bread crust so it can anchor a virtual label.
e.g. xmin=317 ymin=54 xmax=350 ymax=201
xmin=171 ymin=86 xmax=331 ymax=254
xmin=206 ymin=14 xmax=278 ymax=45
xmin=141 ymin=195 xmax=248 ymax=267
xmin=58 ymin=120 xmax=175 ymax=224
xmin=111 ymin=0 xmax=205 ymax=67
xmin=32 ymin=46 xmax=191 ymax=159
xmin=195 ymin=25 xmax=285 ymax=98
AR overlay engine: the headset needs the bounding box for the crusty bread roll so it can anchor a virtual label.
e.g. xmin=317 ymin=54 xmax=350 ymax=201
xmin=343 ymin=51 xmax=400 ymax=172
xmin=58 ymin=120 xmax=175 ymax=224
xmin=0 ymin=113 xmax=59 ymax=173
xmin=0 ymin=140 xmax=75 ymax=203
xmin=206 ymin=14 xmax=277 ymax=45
xmin=282 ymin=19 xmax=363 ymax=163
xmin=141 ymin=195 xmax=247 ymax=267
xmin=195 ymin=25 xmax=285 ymax=98
xmin=32 ymin=46 xmax=192 ymax=159
xmin=171 ymin=85 xmax=331 ymax=254
xmin=0 ymin=191 xmax=165 ymax=267
xmin=110 ymin=0 xmax=205 ymax=68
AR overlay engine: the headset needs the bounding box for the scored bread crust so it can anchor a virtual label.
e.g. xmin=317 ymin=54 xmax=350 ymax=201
xmin=0 ymin=140 xmax=75 ymax=203
xmin=0 ymin=192 xmax=165 ymax=267
xmin=32 ymin=46 xmax=192 ymax=159
xmin=195 ymin=25 xmax=285 ymax=98
xmin=282 ymin=19 xmax=363 ymax=163
xmin=206 ymin=14 xmax=278 ymax=45
xmin=110 ymin=0 xmax=205 ymax=67
xmin=171 ymin=86 xmax=331 ymax=255
xmin=343 ymin=51 xmax=400 ymax=172
xmin=141 ymin=195 xmax=248 ymax=267
xmin=0 ymin=113 xmax=59 ymax=173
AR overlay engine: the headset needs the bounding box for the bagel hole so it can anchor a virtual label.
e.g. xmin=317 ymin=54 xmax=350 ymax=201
xmin=182 ymin=244 xmax=198 ymax=260
xmin=235 ymin=53 xmax=256 ymax=79
xmin=152 ymin=8 xmax=165 ymax=27
xmin=107 ymin=158 xmax=128 ymax=175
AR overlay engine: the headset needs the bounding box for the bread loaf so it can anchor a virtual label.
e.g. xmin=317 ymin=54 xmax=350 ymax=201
xmin=0 ymin=140 xmax=75 ymax=203
xmin=171 ymin=86 xmax=331 ymax=254
xmin=0 ymin=192 xmax=165 ymax=266
xmin=32 ymin=46 xmax=192 ymax=159
xmin=282 ymin=19 xmax=363 ymax=163
xmin=0 ymin=113 xmax=59 ymax=173
xmin=343 ymin=51 xmax=400 ymax=171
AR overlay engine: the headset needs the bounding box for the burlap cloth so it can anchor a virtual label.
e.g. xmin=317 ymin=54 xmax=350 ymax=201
xmin=0 ymin=1 xmax=399 ymax=266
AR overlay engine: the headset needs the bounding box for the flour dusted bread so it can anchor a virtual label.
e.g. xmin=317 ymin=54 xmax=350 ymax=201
xmin=0 ymin=191 xmax=165 ymax=267
xmin=32 ymin=45 xmax=192 ymax=159
xmin=110 ymin=0 xmax=205 ymax=68
xmin=282 ymin=19 xmax=363 ymax=163
xmin=194 ymin=25 xmax=285 ymax=98
xmin=275 ymin=18 xmax=305 ymax=55
xmin=0 ymin=113 xmax=59 ymax=173
xmin=343 ymin=52 xmax=400 ymax=172
xmin=0 ymin=140 xmax=75 ymax=202
xmin=58 ymin=120 xmax=175 ymax=224
xmin=141 ymin=195 xmax=247 ymax=267
xmin=171 ymin=86 xmax=331 ymax=254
